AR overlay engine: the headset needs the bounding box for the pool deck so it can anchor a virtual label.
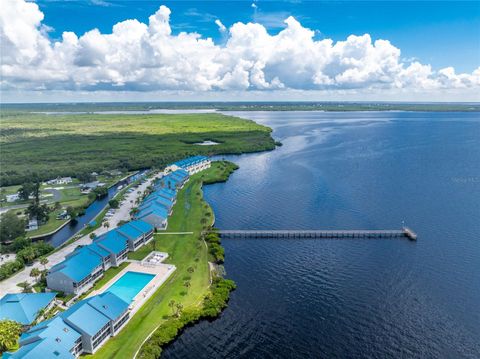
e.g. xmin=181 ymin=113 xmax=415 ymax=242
xmin=88 ymin=258 xmax=176 ymax=314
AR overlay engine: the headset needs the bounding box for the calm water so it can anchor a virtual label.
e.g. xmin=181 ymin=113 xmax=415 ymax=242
xmin=106 ymin=271 xmax=155 ymax=303
xmin=163 ymin=111 xmax=480 ymax=359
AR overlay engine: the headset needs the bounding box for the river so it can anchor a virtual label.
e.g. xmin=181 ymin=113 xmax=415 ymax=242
xmin=163 ymin=111 xmax=480 ymax=358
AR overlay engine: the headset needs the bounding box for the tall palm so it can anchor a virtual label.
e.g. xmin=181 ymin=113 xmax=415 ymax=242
xmin=30 ymin=268 xmax=41 ymax=283
xmin=175 ymin=303 xmax=183 ymax=317
xmin=36 ymin=308 xmax=47 ymax=323
xmin=168 ymin=299 xmax=176 ymax=316
xmin=17 ymin=281 xmax=32 ymax=293
xmin=39 ymin=256 xmax=49 ymax=271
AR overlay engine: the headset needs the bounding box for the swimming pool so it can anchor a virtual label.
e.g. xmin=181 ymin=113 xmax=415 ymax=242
xmin=106 ymin=271 xmax=155 ymax=303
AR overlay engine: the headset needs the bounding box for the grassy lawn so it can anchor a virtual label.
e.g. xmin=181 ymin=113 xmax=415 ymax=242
xmin=27 ymin=209 xmax=70 ymax=237
xmin=90 ymin=162 xmax=229 ymax=359
xmin=0 ymin=112 xmax=274 ymax=186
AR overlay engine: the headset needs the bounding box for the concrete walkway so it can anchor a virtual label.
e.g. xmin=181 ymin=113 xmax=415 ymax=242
xmin=0 ymin=173 xmax=162 ymax=295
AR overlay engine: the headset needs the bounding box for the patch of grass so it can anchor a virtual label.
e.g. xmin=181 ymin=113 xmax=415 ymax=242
xmin=26 ymin=209 xmax=69 ymax=237
xmin=0 ymin=113 xmax=274 ymax=186
xmin=93 ymin=262 xmax=130 ymax=291
xmin=90 ymin=162 xmax=235 ymax=359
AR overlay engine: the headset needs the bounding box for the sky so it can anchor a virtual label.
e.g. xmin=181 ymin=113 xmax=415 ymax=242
xmin=1 ymin=0 xmax=480 ymax=102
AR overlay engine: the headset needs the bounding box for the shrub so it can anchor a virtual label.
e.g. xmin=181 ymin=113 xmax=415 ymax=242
xmin=108 ymin=198 xmax=119 ymax=209
xmin=0 ymin=259 xmax=25 ymax=281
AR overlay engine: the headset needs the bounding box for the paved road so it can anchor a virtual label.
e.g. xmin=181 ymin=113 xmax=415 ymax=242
xmin=0 ymin=173 xmax=162 ymax=294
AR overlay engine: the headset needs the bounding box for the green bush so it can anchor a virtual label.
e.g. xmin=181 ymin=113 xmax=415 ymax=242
xmin=0 ymin=259 xmax=25 ymax=281
xmin=203 ymin=231 xmax=224 ymax=263
xmin=208 ymin=243 xmax=224 ymax=263
xmin=108 ymin=198 xmax=120 ymax=209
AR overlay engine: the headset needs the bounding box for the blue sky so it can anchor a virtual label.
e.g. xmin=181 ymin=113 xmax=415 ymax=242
xmin=1 ymin=0 xmax=479 ymax=102
xmin=36 ymin=0 xmax=480 ymax=73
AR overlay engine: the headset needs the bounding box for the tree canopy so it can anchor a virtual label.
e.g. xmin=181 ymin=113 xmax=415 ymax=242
xmin=0 ymin=320 xmax=22 ymax=352
xmin=0 ymin=212 xmax=25 ymax=244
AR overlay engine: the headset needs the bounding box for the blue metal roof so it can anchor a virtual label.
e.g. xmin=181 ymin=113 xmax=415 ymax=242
xmin=84 ymin=242 xmax=110 ymax=259
xmin=10 ymin=292 xmax=129 ymax=358
xmin=170 ymin=169 xmax=189 ymax=179
xmin=171 ymin=155 xmax=209 ymax=169
xmin=136 ymin=208 xmax=167 ymax=222
xmin=50 ymin=248 xmax=102 ymax=283
xmin=4 ymin=337 xmax=74 ymax=359
xmin=154 ymin=188 xmax=176 ymax=201
xmin=61 ymin=301 xmax=110 ymax=337
xmin=142 ymin=195 xmax=173 ymax=209
xmin=0 ymin=293 xmax=56 ymax=325
xmin=86 ymin=292 xmax=129 ymax=321
xmin=123 ymin=220 xmax=153 ymax=235
xmin=137 ymin=203 xmax=168 ymax=218
xmin=153 ymin=181 xmax=177 ymax=193
xmin=117 ymin=224 xmax=143 ymax=240
xmin=95 ymin=231 xmax=128 ymax=255
xmin=163 ymin=175 xmax=181 ymax=186
xmin=20 ymin=316 xmax=81 ymax=353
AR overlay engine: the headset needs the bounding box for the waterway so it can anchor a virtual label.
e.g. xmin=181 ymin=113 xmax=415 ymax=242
xmin=45 ymin=171 xmax=146 ymax=247
xmin=163 ymin=111 xmax=480 ymax=358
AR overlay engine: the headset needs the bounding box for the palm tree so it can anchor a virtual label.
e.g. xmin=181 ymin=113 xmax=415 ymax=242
xmin=39 ymin=256 xmax=49 ymax=271
xmin=187 ymin=266 xmax=195 ymax=274
xmin=103 ymin=222 xmax=110 ymax=229
xmin=0 ymin=320 xmax=22 ymax=352
xmin=168 ymin=299 xmax=176 ymax=316
xmin=130 ymin=207 xmax=139 ymax=217
xmin=17 ymin=281 xmax=32 ymax=293
xmin=30 ymin=268 xmax=41 ymax=283
xmin=21 ymin=247 xmax=36 ymax=265
xmin=35 ymin=308 xmax=47 ymax=323
xmin=175 ymin=303 xmax=183 ymax=317
xmin=183 ymin=281 xmax=191 ymax=293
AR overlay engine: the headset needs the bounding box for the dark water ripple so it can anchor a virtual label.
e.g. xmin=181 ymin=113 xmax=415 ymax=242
xmin=163 ymin=112 xmax=480 ymax=359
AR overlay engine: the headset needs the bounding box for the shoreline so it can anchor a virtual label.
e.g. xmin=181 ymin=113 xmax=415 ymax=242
xmin=91 ymin=161 xmax=239 ymax=359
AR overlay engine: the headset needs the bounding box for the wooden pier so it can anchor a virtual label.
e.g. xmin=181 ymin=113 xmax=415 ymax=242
xmin=217 ymin=228 xmax=417 ymax=241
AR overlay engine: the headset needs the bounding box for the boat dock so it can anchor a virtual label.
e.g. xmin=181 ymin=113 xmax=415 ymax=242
xmin=217 ymin=227 xmax=417 ymax=241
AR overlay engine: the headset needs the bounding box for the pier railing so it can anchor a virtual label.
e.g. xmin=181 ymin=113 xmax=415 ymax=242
xmin=216 ymin=228 xmax=417 ymax=241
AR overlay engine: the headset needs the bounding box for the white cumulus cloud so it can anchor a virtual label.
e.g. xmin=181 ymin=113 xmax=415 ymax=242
xmin=1 ymin=0 xmax=479 ymax=99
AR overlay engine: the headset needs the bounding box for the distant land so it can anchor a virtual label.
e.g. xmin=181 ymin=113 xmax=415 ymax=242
xmin=1 ymin=101 xmax=480 ymax=112
xmin=0 ymin=112 xmax=275 ymax=186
